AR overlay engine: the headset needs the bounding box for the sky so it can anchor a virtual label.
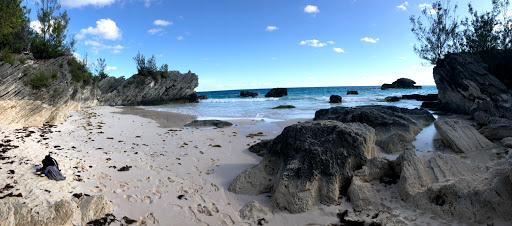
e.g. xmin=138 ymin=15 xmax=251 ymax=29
xmin=26 ymin=0 xmax=493 ymax=91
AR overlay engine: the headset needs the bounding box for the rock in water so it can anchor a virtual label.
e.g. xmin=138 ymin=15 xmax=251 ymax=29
xmin=346 ymin=90 xmax=359 ymax=95
xmin=314 ymin=106 xmax=435 ymax=153
xmin=384 ymin=96 xmax=401 ymax=102
xmin=265 ymin=88 xmax=288 ymax=97
xmin=229 ymin=120 xmax=376 ymax=213
xmin=240 ymin=91 xmax=258 ymax=98
xmin=433 ymin=52 xmax=512 ymax=119
xmin=329 ymin=95 xmax=342 ymax=103
xmin=381 ymin=78 xmax=421 ymax=90
xmin=184 ymin=120 xmax=233 ymax=128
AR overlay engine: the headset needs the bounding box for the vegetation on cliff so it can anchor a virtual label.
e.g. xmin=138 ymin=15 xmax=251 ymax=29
xmin=410 ymin=0 xmax=512 ymax=64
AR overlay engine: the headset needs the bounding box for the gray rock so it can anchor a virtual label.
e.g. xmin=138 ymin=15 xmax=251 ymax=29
xmin=329 ymin=95 xmax=342 ymax=103
xmin=384 ymin=96 xmax=401 ymax=102
xmin=401 ymin=94 xmax=438 ymax=102
xmin=314 ymin=106 xmax=435 ymax=153
xmin=239 ymin=201 xmax=270 ymax=221
xmin=264 ymin=88 xmax=287 ymax=98
xmin=479 ymin=119 xmax=512 ymax=140
xmin=248 ymin=139 xmax=272 ymax=157
xmin=347 ymin=90 xmax=359 ymax=95
xmin=184 ymin=120 xmax=233 ymax=128
xmin=381 ymin=78 xmax=421 ymax=90
xmin=501 ymin=137 xmax=512 ymax=148
xmin=75 ymin=194 xmax=114 ymax=224
xmin=435 ymin=118 xmax=495 ymax=154
xmin=433 ymin=53 xmax=512 ymax=119
xmin=230 ymin=121 xmax=376 ymax=213
xmin=99 ymin=72 xmax=199 ymax=106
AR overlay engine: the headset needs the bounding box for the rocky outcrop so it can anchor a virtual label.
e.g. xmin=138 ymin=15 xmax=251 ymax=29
xmin=381 ymin=78 xmax=421 ymax=90
xmin=0 ymin=194 xmax=112 ymax=226
xmin=314 ymin=106 xmax=435 ymax=153
xmin=264 ymin=88 xmax=287 ymax=98
xmin=240 ymin=91 xmax=258 ymax=98
xmin=329 ymin=95 xmax=342 ymax=103
xmin=434 ymin=118 xmax=496 ymax=154
xmin=384 ymin=96 xmax=401 ymax=102
xmin=433 ymin=52 xmax=512 ymax=119
xmin=346 ymin=90 xmax=359 ymax=95
xmin=0 ymin=57 xmax=99 ymax=127
xmin=99 ymin=71 xmax=199 ymax=106
xmin=184 ymin=120 xmax=233 ymax=128
xmin=229 ymin=120 xmax=376 ymax=213
xmin=398 ymin=149 xmax=512 ymax=224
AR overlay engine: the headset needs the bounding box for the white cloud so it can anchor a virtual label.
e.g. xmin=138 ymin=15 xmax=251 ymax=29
xmin=29 ymin=20 xmax=42 ymax=34
xmin=60 ymin=0 xmax=116 ymax=8
xmin=266 ymin=25 xmax=279 ymax=32
xmin=85 ymin=40 xmax=124 ymax=53
xmin=361 ymin=37 xmax=380 ymax=44
xmin=333 ymin=48 xmax=345 ymax=53
xmin=304 ymin=5 xmax=319 ymax=14
xmin=418 ymin=3 xmax=437 ymax=15
xmin=154 ymin=19 xmax=172 ymax=26
xmin=148 ymin=28 xmax=163 ymax=35
xmin=76 ymin=19 xmax=121 ymax=40
xmin=300 ymin=39 xmax=333 ymax=48
xmin=177 ymin=36 xmax=184 ymax=41
xmin=326 ymin=40 xmax=335 ymax=45
xmin=105 ymin=66 xmax=117 ymax=72
xmin=397 ymin=1 xmax=409 ymax=11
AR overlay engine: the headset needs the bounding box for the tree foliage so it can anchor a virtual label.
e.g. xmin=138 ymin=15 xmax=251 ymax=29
xmin=133 ymin=52 xmax=171 ymax=80
xmin=0 ymin=0 xmax=30 ymax=54
xmin=95 ymin=58 xmax=108 ymax=79
xmin=410 ymin=0 xmax=462 ymax=65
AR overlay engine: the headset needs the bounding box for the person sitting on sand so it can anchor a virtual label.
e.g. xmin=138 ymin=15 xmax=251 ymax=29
xmin=39 ymin=154 xmax=66 ymax=181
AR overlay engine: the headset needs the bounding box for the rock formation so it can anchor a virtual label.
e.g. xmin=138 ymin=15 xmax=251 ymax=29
xmin=329 ymin=95 xmax=342 ymax=103
xmin=381 ymin=78 xmax=421 ymax=90
xmin=229 ymin=121 xmax=376 ymax=213
xmin=264 ymin=88 xmax=287 ymax=98
xmin=346 ymin=90 xmax=359 ymax=95
xmin=240 ymin=91 xmax=258 ymax=98
xmin=314 ymin=106 xmax=435 ymax=153
xmin=433 ymin=52 xmax=512 ymax=119
xmin=384 ymin=96 xmax=401 ymax=102
xmin=98 ymin=71 xmax=199 ymax=106
xmin=184 ymin=120 xmax=233 ymax=128
xmin=0 ymin=57 xmax=99 ymax=127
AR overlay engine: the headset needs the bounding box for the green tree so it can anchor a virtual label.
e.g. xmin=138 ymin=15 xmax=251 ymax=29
xmin=31 ymin=0 xmax=72 ymax=59
xmin=461 ymin=0 xmax=503 ymax=52
xmin=95 ymin=58 xmax=108 ymax=79
xmin=496 ymin=0 xmax=512 ymax=49
xmin=410 ymin=0 xmax=462 ymax=64
xmin=0 ymin=0 xmax=30 ymax=53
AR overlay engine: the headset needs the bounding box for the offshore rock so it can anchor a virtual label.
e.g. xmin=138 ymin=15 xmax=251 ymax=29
xmin=381 ymin=78 xmax=421 ymax=90
xmin=264 ymin=88 xmax=288 ymax=98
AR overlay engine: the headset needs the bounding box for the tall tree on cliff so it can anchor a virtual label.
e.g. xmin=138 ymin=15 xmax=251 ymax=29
xmin=31 ymin=0 xmax=73 ymax=59
xmin=0 ymin=0 xmax=30 ymax=53
xmin=410 ymin=0 xmax=462 ymax=64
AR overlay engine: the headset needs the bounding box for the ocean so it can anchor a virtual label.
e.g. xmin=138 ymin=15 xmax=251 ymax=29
xmin=144 ymin=86 xmax=438 ymax=122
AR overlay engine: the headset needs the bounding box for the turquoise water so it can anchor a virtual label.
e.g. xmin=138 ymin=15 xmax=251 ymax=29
xmin=146 ymin=86 xmax=438 ymax=121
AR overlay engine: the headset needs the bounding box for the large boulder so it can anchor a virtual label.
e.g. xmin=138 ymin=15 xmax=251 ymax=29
xmin=381 ymin=78 xmax=421 ymax=90
xmin=264 ymin=88 xmax=288 ymax=98
xmin=240 ymin=91 xmax=258 ymax=98
xmin=329 ymin=95 xmax=342 ymax=103
xmin=433 ymin=52 xmax=512 ymax=119
xmin=434 ymin=118 xmax=495 ymax=154
xmin=314 ymin=106 xmax=435 ymax=153
xmin=229 ymin=120 xmax=376 ymax=213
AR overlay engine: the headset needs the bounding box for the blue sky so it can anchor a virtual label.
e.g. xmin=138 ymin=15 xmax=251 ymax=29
xmin=27 ymin=0 xmax=492 ymax=91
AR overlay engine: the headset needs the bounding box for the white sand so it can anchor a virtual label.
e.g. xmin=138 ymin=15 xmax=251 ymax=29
xmin=0 ymin=106 xmax=456 ymax=226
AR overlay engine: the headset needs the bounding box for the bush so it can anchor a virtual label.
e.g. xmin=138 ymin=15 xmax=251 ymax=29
xmin=67 ymin=57 xmax=93 ymax=85
xmin=29 ymin=70 xmax=56 ymax=89
xmin=31 ymin=36 xmax=69 ymax=59
xmin=0 ymin=49 xmax=16 ymax=65
xmin=133 ymin=52 xmax=172 ymax=81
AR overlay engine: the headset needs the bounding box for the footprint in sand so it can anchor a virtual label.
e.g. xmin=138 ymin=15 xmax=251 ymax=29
xmin=124 ymin=194 xmax=138 ymax=203
xmin=143 ymin=195 xmax=153 ymax=204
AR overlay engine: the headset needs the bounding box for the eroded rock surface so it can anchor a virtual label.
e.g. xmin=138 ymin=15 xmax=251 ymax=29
xmin=230 ymin=120 xmax=376 ymax=213
xmin=314 ymin=106 xmax=435 ymax=153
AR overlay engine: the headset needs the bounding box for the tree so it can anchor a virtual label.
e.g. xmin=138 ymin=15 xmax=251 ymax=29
xmin=410 ymin=0 xmax=462 ymax=64
xmin=461 ymin=0 xmax=502 ymax=52
xmin=160 ymin=64 xmax=169 ymax=78
xmin=133 ymin=52 xmax=146 ymax=75
xmin=0 ymin=0 xmax=30 ymax=53
xmin=95 ymin=58 xmax=108 ymax=78
xmin=496 ymin=0 xmax=512 ymax=49
xmin=31 ymin=0 xmax=72 ymax=59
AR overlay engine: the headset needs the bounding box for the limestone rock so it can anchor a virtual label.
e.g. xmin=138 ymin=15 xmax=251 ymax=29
xmin=479 ymin=119 xmax=512 ymax=140
xmin=75 ymin=195 xmax=113 ymax=224
xmin=0 ymin=199 xmax=75 ymax=226
xmin=381 ymin=78 xmax=421 ymax=90
xmin=314 ymin=106 xmax=435 ymax=153
xmin=346 ymin=90 xmax=359 ymax=95
xmin=248 ymin=139 xmax=272 ymax=157
xmin=501 ymin=137 xmax=512 ymax=148
xmin=184 ymin=120 xmax=233 ymax=128
xmin=264 ymin=88 xmax=287 ymax=98
xmin=239 ymin=201 xmax=270 ymax=221
xmin=434 ymin=118 xmax=495 ymax=154
xmin=230 ymin=121 xmax=376 ymax=213
xmin=433 ymin=52 xmax=512 ymax=119
xmin=329 ymin=95 xmax=342 ymax=103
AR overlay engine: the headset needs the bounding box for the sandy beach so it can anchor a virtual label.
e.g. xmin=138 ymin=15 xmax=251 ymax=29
xmin=0 ymin=106 xmax=348 ymax=225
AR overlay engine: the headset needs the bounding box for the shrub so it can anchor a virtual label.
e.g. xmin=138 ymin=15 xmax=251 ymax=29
xmin=0 ymin=49 xmax=16 ymax=65
xmin=29 ymin=70 xmax=56 ymax=89
xmin=67 ymin=57 xmax=93 ymax=85
xmin=133 ymin=52 xmax=172 ymax=81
